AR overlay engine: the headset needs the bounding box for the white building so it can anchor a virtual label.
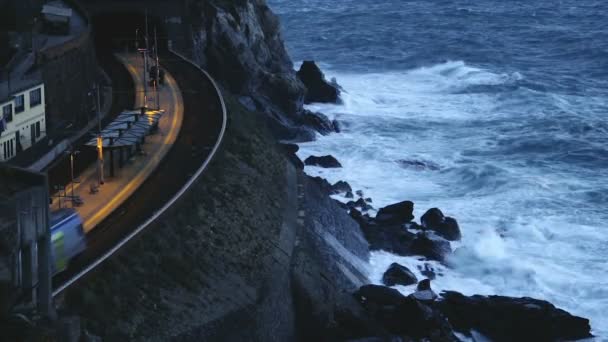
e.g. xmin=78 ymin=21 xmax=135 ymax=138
xmin=0 ymin=83 xmax=47 ymax=161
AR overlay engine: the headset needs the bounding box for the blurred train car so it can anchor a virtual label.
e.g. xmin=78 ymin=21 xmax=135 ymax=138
xmin=50 ymin=208 xmax=86 ymax=274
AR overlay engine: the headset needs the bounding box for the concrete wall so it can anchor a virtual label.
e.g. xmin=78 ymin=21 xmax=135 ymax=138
xmin=36 ymin=0 xmax=99 ymax=131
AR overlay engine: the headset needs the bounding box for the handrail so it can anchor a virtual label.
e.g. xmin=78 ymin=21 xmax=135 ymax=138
xmin=52 ymin=48 xmax=228 ymax=297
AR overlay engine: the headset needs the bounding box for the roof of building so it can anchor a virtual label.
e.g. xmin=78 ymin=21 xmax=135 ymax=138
xmin=42 ymin=4 xmax=73 ymax=18
xmin=0 ymin=52 xmax=43 ymax=106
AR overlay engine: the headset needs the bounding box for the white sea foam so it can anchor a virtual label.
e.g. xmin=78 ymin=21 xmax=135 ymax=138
xmin=297 ymin=60 xmax=608 ymax=338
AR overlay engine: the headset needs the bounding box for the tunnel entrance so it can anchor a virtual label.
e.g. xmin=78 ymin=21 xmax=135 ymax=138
xmin=91 ymin=12 xmax=168 ymax=55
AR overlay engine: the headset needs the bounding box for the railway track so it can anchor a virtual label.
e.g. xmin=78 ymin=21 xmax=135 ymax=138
xmin=52 ymin=50 xmax=227 ymax=295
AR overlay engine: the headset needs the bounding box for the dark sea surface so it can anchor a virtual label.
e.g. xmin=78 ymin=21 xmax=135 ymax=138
xmin=268 ymin=0 xmax=608 ymax=337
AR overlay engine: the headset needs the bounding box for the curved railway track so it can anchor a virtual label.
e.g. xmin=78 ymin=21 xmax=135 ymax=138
xmin=52 ymin=51 xmax=227 ymax=295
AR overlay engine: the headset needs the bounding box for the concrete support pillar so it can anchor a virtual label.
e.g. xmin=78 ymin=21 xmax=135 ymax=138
xmin=37 ymin=176 xmax=53 ymax=318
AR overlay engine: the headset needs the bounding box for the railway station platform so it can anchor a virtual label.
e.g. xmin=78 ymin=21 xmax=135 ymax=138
xmin=50 ymin=53 xmax=183 ymax=232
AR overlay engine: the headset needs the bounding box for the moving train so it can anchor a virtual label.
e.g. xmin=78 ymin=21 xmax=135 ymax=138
xmin=50 ymin=208 xmax=86 ymax=274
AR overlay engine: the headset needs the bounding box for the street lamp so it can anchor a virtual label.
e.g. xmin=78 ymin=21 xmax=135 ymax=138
xmin=89 ymin=84 xmax=104 ymax=186
xmin=67 ymin=149 xmax=80 ymax=206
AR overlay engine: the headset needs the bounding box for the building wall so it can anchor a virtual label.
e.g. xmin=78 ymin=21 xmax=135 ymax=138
xmin=39 ymin=38 xmax=97 ymax=130
xmin=0 ymin=83 xmax=47 ymax=161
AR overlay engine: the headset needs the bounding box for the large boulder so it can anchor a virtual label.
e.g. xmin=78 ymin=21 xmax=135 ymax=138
xmin=382 ymin=263 xmax=418 ymax=287
xmin=438 ymin=291 xmax=593 ymax=342
xmin=304 ymin=155 xmax=342 ymax=168
xmin=296 ymin=61 xmax=341 ymax=104
xmin=360 ymin=223 xmax=416 ymax=256
xmin=409 ymin=232 xmax=451 ymax=262
xmin=375 ymin=201 xmax=415 ymax=225
xmin=331 ymin=180 xmax=353 ymax=195
xmin=421 ymin=208 xmax=462 ymax=241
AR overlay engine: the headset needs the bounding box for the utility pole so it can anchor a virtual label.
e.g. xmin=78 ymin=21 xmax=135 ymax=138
xmin=144 ymin=9 xmax=149 ymax=108
xmin=68 ymin=149 xmax=80 ymax=206
xmin=96 ymin=84 xmax=104 ymax=185
xmin=154 ymin=26 xmax=160 ymax=110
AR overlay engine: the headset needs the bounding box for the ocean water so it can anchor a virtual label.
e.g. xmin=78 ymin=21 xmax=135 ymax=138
xmin=268 ymin=0 xmax=608 ymax=338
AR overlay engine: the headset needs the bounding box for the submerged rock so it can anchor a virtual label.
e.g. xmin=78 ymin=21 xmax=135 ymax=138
xmin=438 ymin=291 xmax=593 ymax=342
xmin=382 ymin=263 xmax=418 ymax=287
xmin=304 ymin=155 xmax=342 ymax=168
xmin=396 ymin=159 xmax=440 ymax=171
xmin=297 ymin=61 xmax=341 ymax=104
xmin=421 ymin=208 xmax=462 ymax=241
xmin=419 ymin=263 xmax=437 ymax=280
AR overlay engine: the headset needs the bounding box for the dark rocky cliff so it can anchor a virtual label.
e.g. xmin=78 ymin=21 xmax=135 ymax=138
xmin=179 ymin=0 xmax=315 ymax=141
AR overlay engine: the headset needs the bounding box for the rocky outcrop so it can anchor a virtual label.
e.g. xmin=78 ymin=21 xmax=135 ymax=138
xmin=296 ymin=60 xmax=341 ymax=104
xmin=184 ymin=0 xmax=317 ymax=140
xmin=336 ymin=285 xmax=592 ymax=342
xmin=382 ymin=263 xmax=418 ymax=286
xmin=421 ymin=208 xmax=461 ymax=241
xmin=352 ymin=285 xmax=458 ymax=341
xmin=438 ymin=291 xmax=593 ymax=341
xmin=304 ymin=155 xmax=342 ymax=168
xmin=350 ymin=202 xmax=453 ymax=262
xmin=300 ymin=110 xmax=338 ymax=135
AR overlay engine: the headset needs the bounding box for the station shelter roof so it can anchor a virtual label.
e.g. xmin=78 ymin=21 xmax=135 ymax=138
xmin=84 ymin=108 xmax=164 ymax=149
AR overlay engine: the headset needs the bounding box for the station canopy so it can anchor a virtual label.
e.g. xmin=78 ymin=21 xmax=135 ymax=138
xmin=84 ymin=108 xmax=164 ymax=149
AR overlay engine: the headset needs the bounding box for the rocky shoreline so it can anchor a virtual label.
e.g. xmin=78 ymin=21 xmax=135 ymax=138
xmin=283 ymin=59 xmax=593 ymax=340
xmin=185 ymin=0 xmax=594 ymax=336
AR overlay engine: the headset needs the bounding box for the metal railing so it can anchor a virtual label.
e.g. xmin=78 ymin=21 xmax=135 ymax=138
xmin=52 ymin=48 xmax=228 ymax=297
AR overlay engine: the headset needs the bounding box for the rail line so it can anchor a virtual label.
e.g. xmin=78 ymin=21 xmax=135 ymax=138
xmin=52 ymin=49 xmax=227 ymax=296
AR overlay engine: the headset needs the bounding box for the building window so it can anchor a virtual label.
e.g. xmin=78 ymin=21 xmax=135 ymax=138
xmin=2 ymin=104 xmax=12 ymax=123
xmin=35 ymin=121 xmax=41 ymax=138
xmin=30 ymin=88 xmax=41 ymax=107
xmin=15 ymin=95 xmax=25 ymax=113
xmin=4 ymin=139 xmax=15 ymax=160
